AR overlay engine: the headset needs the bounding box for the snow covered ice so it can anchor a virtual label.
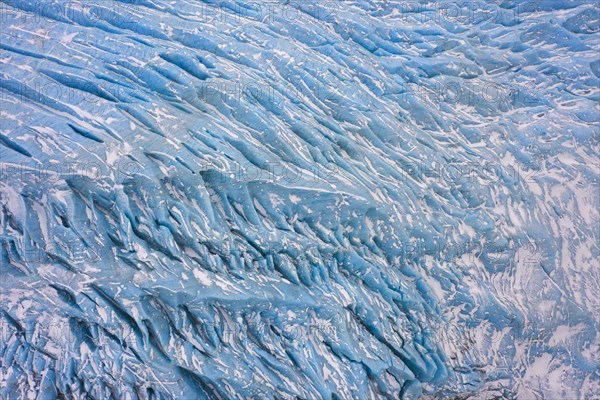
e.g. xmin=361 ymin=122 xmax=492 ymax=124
xmin=0 ymin=0 xmax=599 ymax=399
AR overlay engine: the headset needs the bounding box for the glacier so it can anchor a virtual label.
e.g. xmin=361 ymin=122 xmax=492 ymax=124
xmin=0 ymin=0 xmax=599 ymax=399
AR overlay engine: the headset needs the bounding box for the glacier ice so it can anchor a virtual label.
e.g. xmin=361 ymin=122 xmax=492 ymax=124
xmin=0 ymin=0 xmax=599 ymax=399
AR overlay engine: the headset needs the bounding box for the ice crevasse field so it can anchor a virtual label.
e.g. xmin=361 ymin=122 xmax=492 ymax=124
xmin=0 ymin=0 xmax=599 ymax=399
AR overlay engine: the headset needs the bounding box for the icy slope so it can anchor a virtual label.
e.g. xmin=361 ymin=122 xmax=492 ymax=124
xmin=0 ymin=0 xmax=599 ymax=398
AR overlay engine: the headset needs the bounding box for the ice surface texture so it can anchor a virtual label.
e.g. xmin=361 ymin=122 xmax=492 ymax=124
xmin=0 ymin=0 xmax=599 ymax=399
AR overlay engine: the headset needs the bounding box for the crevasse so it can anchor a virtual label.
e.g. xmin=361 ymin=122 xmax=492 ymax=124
xmin=0 ymin=1 xmax=598 ymax=399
